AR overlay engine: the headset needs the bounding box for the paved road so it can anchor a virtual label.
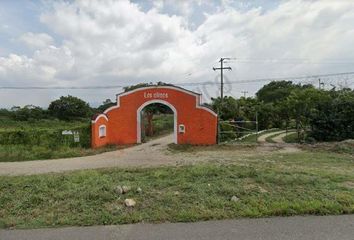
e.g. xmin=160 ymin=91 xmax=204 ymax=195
xmin=1 ymin=215 xmax=353 ymax=240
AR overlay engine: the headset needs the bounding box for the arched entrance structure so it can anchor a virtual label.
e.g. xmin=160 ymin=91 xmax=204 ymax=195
xmin=91 ymin=85 xmax=217 ymax=148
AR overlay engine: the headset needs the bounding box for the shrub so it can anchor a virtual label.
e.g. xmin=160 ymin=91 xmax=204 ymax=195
xmin=0 ymin=125 xmax=91 ymax=148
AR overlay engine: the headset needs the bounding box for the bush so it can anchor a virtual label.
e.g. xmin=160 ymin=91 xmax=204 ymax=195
xmin=219 ymin=122 xmax=238 ymax=142
xmin=48 ymin=95 xmax=92 ymax=120
xmin=0 ymin=125 xmax=91 ymax=148
xmin=151 ymin=114 xmax=174 ymax=134
xmin=310 ymin=91 xmax=354 ymax=141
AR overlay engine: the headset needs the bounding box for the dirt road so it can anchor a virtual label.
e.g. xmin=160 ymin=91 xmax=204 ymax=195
xmin=272 ymin=131 xmax=297 ymax=143
xmin=257 ymin=130 xmax=285 ymax=143
xmin=0 ymin=134 xmax=300 ymax=176
xmin=0 ymin=134 xmax=177 ymax=176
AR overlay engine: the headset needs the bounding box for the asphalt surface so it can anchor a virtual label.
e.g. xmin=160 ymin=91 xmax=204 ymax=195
xmin=1 ymin=215 xmax=354 ymax=240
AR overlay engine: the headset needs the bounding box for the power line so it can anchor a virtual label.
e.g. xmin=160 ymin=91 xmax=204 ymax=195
xmin=225 ymin=57 xmax=354 ymax=64
xmin=0 ymin=71 xmax=353 ymax=90
xmin=0 ymin=85 xmax=125 ymax=90
xmin=177 ymin=71 xmax=354 ymax=86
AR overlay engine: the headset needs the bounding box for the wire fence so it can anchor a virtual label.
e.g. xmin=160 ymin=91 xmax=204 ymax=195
xmin=218 ymin=114 xmax=258 ymax=143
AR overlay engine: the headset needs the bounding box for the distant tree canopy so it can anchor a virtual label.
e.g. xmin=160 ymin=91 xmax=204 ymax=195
xmin=211 ymin=80 xmax=354 ymax=142
xmin=0 ymin=105 xmax=47 ymax=121
xmin=1 ymin=80 xmax=353 ymax=142
xmin=123 ymin=81 xmax=171 ymax=92
xmin=96 ymin=99 xmax=116 ymax=113
xmin=256 ymin=80 xmax=313 ymax=103
xmin=48 ymin=95 xmax=92 ymax=121
xmin=310 ymin=89 xmax=354 ymax=141
xmin=12 ymin=105 xmax=47 ymax=121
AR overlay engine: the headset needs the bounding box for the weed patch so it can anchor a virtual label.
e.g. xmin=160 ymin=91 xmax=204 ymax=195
xmin=0 ymin=154 xmax=353 ymax=229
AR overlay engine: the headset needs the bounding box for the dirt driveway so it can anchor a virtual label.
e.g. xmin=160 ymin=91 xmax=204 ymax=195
xmin=257 ymin=130 xmax=285 ymax=143
xmin=0 ymin=134 xmax=300 ymax=176
xmin=0 ymin=135 xmax=176 ymax=176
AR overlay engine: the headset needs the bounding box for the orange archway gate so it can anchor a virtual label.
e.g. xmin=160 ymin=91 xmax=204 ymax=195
xmin=91 ymin=85 xmax=217 ymax=148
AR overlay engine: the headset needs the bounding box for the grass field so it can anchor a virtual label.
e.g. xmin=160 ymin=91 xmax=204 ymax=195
xmin=0 ymin=119 xmax=92 ymax=162
xmin=283 ymin=132 xmax=299 ymax=143
xmin=0 ymin=149 xmax=353 ymax=229
xmin=0 ymin=144 xmax=124 ymax=162
xmin=0 ymin=115 xmax=173 ymax=162
xmin=142 ymin=114 xmax=174 ymax=142
xmin=0 ymin=118 xmax=89 ymax=130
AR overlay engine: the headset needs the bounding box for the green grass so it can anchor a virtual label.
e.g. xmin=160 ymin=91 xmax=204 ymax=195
xmin=0 ymin=115 xmax=173 ymax=162
xmin=142 ymin=114 xmax=174 ymax=142
xmin=0 ymin=144 xmax=126 ymax=162
xmin=0 ymin=150 xmax=353 ymax=229
xmin=283 ymin=132 xmax=299 ymax=143
xmin=0 ymin=119 xmax=100 ymax=162
xmin=0 ymin=119 xmax=89 ymax=131
xmin=301 ymin=140 xmax=354 ymax=155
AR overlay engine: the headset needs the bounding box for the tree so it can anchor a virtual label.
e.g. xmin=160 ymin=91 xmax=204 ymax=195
xmin=0 ymin=108 xmax=12 ymax=118
xmin=48 ymin=95 xmax=92 ymax=120
xmin=11 ymin=105 xmax=46 ymax=121
xmin=256 ymin=80 xmax=312 ymax=103
xmin=123 ymin=81 xmax=171 ymax=92
xmin=211 ymin=96 xmax=239 ymax=120
xmin=256 ymin=102 xmax=277 ymax=130
xmin=286 ymin=88 xmax=330 ymax=141
xmin=311 ymin=89 xmax=354 ymax=141
xmin=96 ymin=99 xmax=116 ymax=113
xmin=142 ymin=103 xmax=172 ymax=136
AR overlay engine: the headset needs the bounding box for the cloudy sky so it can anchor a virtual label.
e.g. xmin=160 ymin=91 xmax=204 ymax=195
xmin=1 ymin=0 xmax=354 ymax=108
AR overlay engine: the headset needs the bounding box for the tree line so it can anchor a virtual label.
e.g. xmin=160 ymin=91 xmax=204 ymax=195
xmin=210 ymin=81 xmax=354 ymax=142
xmin=0 ymin=95 xmax=108 ymax=122
xmin=1 ymin=80 xmax=353 ymax=142
xmin=0 ymin=82 xmax=169 ymax=122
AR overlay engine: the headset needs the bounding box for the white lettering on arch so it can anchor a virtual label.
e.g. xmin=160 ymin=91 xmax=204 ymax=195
xmin=143 ymin=92 xmax=168 ymax=99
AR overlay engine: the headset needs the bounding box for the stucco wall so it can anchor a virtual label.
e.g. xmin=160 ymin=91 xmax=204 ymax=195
xmin=91 ymin=86 xmax=217 ymax=147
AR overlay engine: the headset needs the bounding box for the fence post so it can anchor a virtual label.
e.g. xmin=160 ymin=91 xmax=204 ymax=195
xmin=217 ymin=110 xmax=221 ymax=144
xmin=255 ymin=111 xmax=259 ymax=142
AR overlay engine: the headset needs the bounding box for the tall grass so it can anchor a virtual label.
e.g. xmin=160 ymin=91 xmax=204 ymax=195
xmin=0 ymin=119 xmax=92 ymax=162
xmin=0 ymin=125 xmax=91 ymax=148
xmin=0 ymin=150 xmax=353 ymax=229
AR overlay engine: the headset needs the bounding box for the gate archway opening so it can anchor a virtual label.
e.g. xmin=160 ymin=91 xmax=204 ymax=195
xmin=137 ymin=100 xmax=177 ymax=144
xmin=91 ymin=85 xmax=217 ymax=148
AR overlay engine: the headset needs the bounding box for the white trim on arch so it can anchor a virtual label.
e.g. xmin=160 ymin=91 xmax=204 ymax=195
xmin=136 ymin=99 xmax=178 ymax=144
xmin=103 ymin=85 xmax=217 ymax=117
xmin=91 ymin=114 xmax=109 ymax=123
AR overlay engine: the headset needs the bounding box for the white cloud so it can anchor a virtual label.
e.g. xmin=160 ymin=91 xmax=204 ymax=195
xmin=1 ymin=0 xmax=354 ymax=107
xmin=18 ymin=32 xmax=54 ymax=49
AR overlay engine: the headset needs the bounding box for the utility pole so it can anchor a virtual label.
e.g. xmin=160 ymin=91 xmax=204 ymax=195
xmin=213 ymin=58 xmax=232 ymax=102
xmin=318 ymin=78 xmax=324 ymax=89
xmin=241 ymin=91 xmax=248 ymax=98
xmin=213 ymin=58 xmax=232 ymax=144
